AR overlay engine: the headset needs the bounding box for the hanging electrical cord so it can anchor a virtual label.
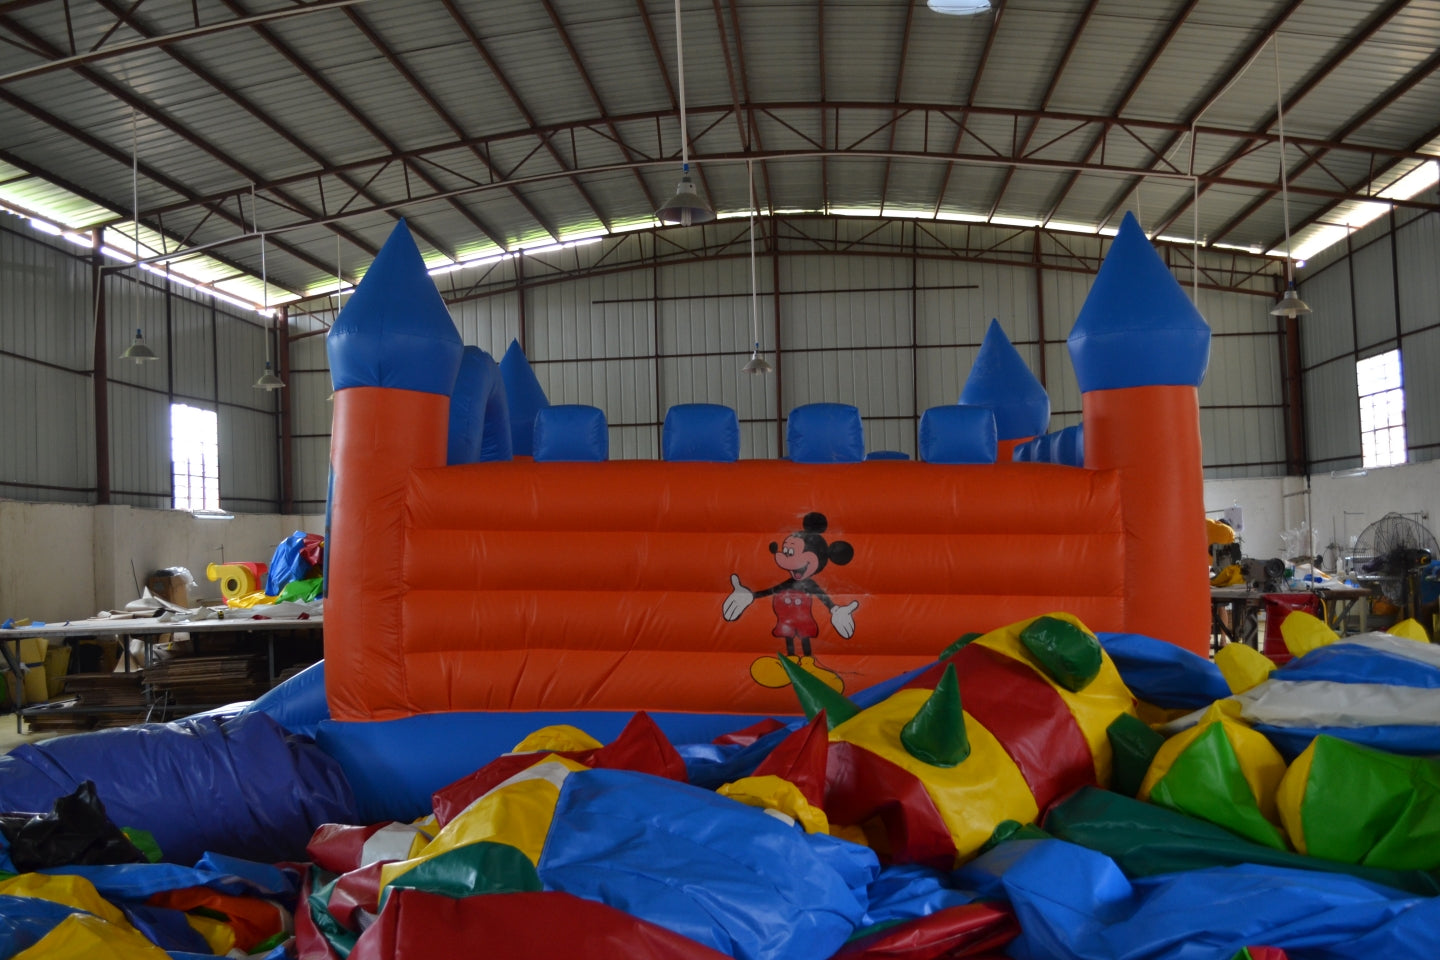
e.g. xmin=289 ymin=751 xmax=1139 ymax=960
xmin=742 ymin=159 xmax=772 ymax=375
xmin=1270 ymin=36 xmax=1311 ymax=319
xmin=254 ymin=185 xmax=284 ymax=390
xmin=119 ymin=107 xmax=158 ymax=363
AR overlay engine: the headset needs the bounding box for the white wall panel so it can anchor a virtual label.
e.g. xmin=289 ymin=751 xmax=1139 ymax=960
xmin=107 ymin=382 xmax=170 ymax=508
xmin=1304 ymin=362 xmax=1362 ymax=470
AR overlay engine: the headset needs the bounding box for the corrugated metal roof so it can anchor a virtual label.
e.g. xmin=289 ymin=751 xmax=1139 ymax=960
xmin=0 ymin=0 xmax=1435 ymax=301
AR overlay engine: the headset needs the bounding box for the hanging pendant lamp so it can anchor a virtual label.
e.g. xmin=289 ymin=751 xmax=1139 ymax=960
xmin=741 ymin=160 xmax=772 ymax=375
xmin=253 ymin=195 xmax=285 ymax=391
xmin=1269 ymin=38 xmax=1311 ymax=320
xmin=655 ymin=0 xmax=714 ymax=227
xmin=120 ymin=107 xmax=159 ymax=364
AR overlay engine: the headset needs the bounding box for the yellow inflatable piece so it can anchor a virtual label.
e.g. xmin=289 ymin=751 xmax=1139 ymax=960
xmin=0 ymin=873 xmax=131 ymax=931
xmin=1210 ymin=564 xmax=1243 ymax=587
xmin=1215 ymin=642 xmax=1276 ymax=694
xmin=185 ymin=914 xmax=237 ymax=955
xmin=833 ymin=689 xmax=1038 ymax=861
xmin=226 ymin=590 xmax=277 ymax=608
xmin=1279 ymin=610 xmax=1338 ymax=658
xmin=718 ymin=775 xmax=830 ymax=834
xmin=512 ymin=725 xmax=604 ymax=754
xmin=381 ymin=756 xmax=587 ymax=890
xmin=12 ymin=914 xmax=170 ymax=960
xmin=974 ymin=612 xmax=1135 ymax=785
xmin=1274 ymin=738 xmax=1317 ymax=856
xmin=1387 ymin=618 xmax=1429 ymax=643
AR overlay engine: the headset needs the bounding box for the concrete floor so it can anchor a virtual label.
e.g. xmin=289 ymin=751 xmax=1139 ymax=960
xmin=0 ymin=718 xmax=57 ymax=754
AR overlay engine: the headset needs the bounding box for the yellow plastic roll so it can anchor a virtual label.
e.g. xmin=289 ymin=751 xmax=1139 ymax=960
xmin=1387 ymin=618 xmax=1429 ymax=643
xmin=1215 ymin=642 xmax=1276 ymax=694
xmin=0 ymin=873 xmax=132 ymax=931
xmin=206 ymin=562 xmax=261 ymax=601
xmin=1279 ymin=610 xmax=1338 ymax=658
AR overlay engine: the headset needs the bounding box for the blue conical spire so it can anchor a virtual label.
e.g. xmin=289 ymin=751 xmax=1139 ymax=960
xmin=327 ymin=220 xmax=464 ymax=396
xmin=1067 ymin=212 xmax=1210 ymax=393
xmin=959 ymin=319 xmax=1050 ymax=440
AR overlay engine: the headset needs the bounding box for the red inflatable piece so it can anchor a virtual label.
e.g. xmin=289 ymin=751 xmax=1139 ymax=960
xmin=347 ymin=889 xmax=734 ymax=960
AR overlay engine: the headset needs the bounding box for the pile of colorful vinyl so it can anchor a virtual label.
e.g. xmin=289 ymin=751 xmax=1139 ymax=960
xmin=3 ymin=614 xmax=1440 ymax=960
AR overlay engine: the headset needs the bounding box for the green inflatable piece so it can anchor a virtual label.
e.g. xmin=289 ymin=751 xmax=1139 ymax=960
xmin=121 ymin=827 xmax=162 ymax=863
xmin=939 ymin=632 xmax=983 ymax=660
xmin=308 ymin=870 xmax=360 ymax=958
xmin=1044 ymin=786 xmax=1440 ymax=898
xmin=1147 ymin=721 xmax=1287 ymax=851
xmin=980 ymin=819 xmax=1051 ymax=854
xmin=900 ymin=662 xmax=970 ymax=767
xmin=386 ymin=840 xmax=542 ymax=898
xmin=1018 ymin=616 xmax=1102 ymax=691
xmin=779 ymin=655 xmax=860 ymax=729
xmin=1298 ymin=735 xmax=1440 ymax=872
xmin=277 ymin=576 xmax=324 ymax=603
xmin=1106 ymin=713 xmax=1165 ymax=798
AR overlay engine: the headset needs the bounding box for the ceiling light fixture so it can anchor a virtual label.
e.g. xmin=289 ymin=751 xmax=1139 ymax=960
xmin=926 ymin=0 xmax=992 ymax=15
xmin=654 ymin=0 xmax=715 ymax=227
xmin=742 ymin=160 xmax=772 ymax=375
xmin=1269 ymin=38 xmax=1311 ymax=320
xmin=253 ymin=188 xmax=285 ymax=391
xmin=119 ymin=107 xmax=158 ymax=364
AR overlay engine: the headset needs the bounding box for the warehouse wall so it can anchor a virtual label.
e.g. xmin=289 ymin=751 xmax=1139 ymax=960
xmin=0 ymin=499 xmax=324 ymax=621
xmin=5 ymin=212 xmax=1292 ymax=524
xmin=1297 ymin=185 xmax=1440 ymax=472
xmin=0 ymin=216 xmax=283 ymax=512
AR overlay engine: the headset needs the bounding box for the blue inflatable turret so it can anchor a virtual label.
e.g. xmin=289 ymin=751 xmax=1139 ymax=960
xmin=327 ymin=220 xmax=464 ymax=396
xmin=960 ymin=319 xmax=1050 ymax=442
xmin=1067 ymin=212 xmax=1210 ymax=392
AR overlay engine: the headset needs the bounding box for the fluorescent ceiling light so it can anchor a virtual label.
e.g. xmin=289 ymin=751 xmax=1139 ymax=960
xmin=927 ymin=0 xmax=992 ymax=14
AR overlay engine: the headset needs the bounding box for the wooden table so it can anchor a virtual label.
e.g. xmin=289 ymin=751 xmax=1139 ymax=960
xmin=1209 ymin=585 xmax=1372 ymax=655
xmin=1 ymin=614 xmax=322 ymax=732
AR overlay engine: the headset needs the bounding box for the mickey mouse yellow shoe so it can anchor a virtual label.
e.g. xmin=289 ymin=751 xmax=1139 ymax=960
xmin=798 ymin=655 xmax=844 ymax=693
xmin=750 ymin=655 xmax=795 ymax=688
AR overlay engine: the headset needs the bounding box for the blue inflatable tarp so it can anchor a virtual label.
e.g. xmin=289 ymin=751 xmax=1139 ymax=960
xmin=0 ymin=713 xmax=355 ymax=865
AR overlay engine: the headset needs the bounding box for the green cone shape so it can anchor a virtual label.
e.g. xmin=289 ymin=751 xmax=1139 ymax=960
xmin=1107 ymin=713 xmax=1165 ymax=797
xmin=1020 ymin=616 xmax=1102 ymax=691
xmin=779 ymin=655 xmax=860 ymax=729
xmin=939 ymin=632 xmax=983 ymax=660
xmin=900 ymin=662 xmax=970 ymax=767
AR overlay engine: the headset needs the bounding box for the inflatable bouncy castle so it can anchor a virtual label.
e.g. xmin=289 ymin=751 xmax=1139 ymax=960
xmin=323 ymin=211 xmax=1210 ymax=734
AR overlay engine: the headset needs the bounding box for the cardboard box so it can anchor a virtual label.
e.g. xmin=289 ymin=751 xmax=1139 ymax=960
xmin=147 ymin=572 xmax=190 ymax=607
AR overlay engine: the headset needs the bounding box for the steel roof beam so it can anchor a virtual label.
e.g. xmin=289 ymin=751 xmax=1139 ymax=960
xmin=0 ymin=0 xmax=372 ymax=84
xmin=721 ymin=0 xmax=773 ymax=217
xmin=1275 ymin=111 xmax=1440 ymax=255
xmin=540 ymin=0 xmax=659 ymax=212
xmin=342 ymin=5 xmax=559 ymax=245
xmin=1040 ymin=0 xmax=1200 ymax=226
xmin=213 ymin=0 xmax=503 ymax=258
xmin=1143 ymin=0 xmax=1402 ymax=240
xmin=1211 ymin=40 xmax=1440 ymax=246
xmin=932 ymin=3 xmax=1005 ymax=218
xmin=986 ymin=0 xmax=1099 ymax=221
xmin=878 ymin=0 xmax=917 ymax=213
xmin=0 ymin=20 xmax=342 ymax=283
xmin=442 ymin=0 xmax=611 ymax=232
xmin=0 ymin=96 xmax=322 ymax=288
xmin=134 ymin=100 xmax=1438 ymax=227
xmin=85 ymin=0 xmax=382 ymax=264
